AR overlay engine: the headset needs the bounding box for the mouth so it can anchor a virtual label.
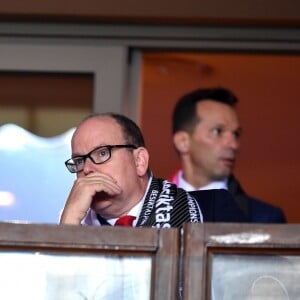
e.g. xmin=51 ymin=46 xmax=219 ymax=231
xmin=220 ymin=157 xmax=235 ymax=167
xmin=91 ymin=192 xmax=113 ymax=211
xmin=92 ymin=191 xmax=110 ymax=202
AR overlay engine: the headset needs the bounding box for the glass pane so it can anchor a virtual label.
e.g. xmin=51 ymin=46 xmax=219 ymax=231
xmin=0 ymin=71 xmax=93 ymax=136
xmin=0 ymin=251 xmax=152 ymax=300
xmin=0 ymin=72 xmax=93 ymax=223
xmin=0 ymin=124 xmax=75 ymax=223
xmin=211 ymin=254 xmax=300 ymax=299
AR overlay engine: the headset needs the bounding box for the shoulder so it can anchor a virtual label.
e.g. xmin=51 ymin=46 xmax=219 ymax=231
xmin=228 ymin=176 xmax=286 ymax=223
xmin=246 ymin=195 xmax=286 ymax=223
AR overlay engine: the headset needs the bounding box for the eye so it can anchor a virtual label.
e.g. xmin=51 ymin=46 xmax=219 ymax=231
xmin=233 ymin=129 xmax=242 ymax=140
xmin=98 ymin=148 xmax=109 ymax=158
xmin=211 ymin=127 xmax=223 ymax=136
xmin=93 ymin=147 xmax=111 ymax=163
xmin=73 ymin=157 xmax=85 ymax=166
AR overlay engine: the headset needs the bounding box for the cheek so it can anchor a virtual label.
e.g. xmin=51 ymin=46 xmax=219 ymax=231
xmin=115 ymin=166 xmax=137 ymax=192
xmin=195 ymin=133 xmax=222 ymax=152
xmin=191 ymin=137 xmax=219 ymax=162
xmin=191 ymin=135 xmax=212 ymax=153
xmin=113 ymin=156 xmax=136 ymax=180
xmin=192 ymin=147 xmax=211 ymax=164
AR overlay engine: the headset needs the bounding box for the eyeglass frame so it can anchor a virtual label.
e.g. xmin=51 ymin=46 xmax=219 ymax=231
xmin=65 ymin=144 xmax=138 ymax=173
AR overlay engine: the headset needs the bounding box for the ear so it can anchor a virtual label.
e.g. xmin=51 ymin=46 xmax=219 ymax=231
xmin=133 ymin=147 xmax=150 ymax=176
xmin=173 ymin=131 xmax=190 ymax=154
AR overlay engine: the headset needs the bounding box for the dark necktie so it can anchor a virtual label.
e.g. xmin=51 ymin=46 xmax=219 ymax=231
xmin=115 ymin=215 xmax=136 ymax=227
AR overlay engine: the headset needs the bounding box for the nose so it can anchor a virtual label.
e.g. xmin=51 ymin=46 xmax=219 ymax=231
xmin=225 ymin=133 xmax=240 ymax=151
xmin=82 ymin=157 xmax=97 ymax=175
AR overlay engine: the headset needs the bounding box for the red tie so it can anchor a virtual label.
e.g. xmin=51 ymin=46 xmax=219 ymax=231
xmin=115 ymin=215 xmax=136 ymax=227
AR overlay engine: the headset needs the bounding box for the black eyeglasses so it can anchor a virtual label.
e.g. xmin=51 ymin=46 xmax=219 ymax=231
xmin=65 ymin=144 xmax=137 ymax=173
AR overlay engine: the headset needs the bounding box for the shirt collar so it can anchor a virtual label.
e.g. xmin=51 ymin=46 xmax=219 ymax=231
xmin=178 ymin=170 xmax=228 ymax=191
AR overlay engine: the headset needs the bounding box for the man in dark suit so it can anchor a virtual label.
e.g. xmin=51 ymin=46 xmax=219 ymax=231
xmin=169 ymin=87 xmax=286 ymax=223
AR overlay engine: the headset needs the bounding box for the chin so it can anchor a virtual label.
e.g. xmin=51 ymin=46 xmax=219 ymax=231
xmin=213 ymin=170 xmax=230 ymax=181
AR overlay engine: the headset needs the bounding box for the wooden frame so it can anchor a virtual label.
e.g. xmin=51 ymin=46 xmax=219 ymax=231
xmin=0 ymin=222 xmax=180 ymax=300
xmin=182 ymin=223 xmax=300 ymax=300
xmin=0 ymin=40 xmax=127 ymax=114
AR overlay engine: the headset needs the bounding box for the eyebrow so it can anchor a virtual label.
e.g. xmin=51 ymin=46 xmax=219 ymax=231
xmin=71 ymin=143 xmax=129 ymax=157
xmin=71 ymin=144 xmax=106 ymax=158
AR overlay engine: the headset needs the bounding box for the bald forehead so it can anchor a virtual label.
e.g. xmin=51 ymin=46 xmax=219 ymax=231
xmin=75 ymin=115 xmax=120 ymax=135
xmin=71 ymin=115 xmax=124 ymax=150
xmin=78 ymin=115 xmax=116 ymax=129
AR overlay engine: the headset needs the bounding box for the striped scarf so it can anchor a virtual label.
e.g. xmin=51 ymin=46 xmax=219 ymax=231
xmin=136 ymin=177 xmax=203 ymax=228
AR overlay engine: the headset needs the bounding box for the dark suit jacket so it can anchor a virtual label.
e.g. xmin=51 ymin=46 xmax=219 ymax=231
xmin=227 ymin=175 xmax=286 ymax=223
xmin=189 ymin=189 xmax=248 ymax=223
xmin=189 ymin=176 xmax=286 ymax=223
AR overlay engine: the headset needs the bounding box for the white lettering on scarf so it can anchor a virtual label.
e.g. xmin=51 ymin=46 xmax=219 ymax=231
xmin=155 ymin=181 xmax=174 ymax=228
xmin=140 ymin=189 xmax=158 ymax=225
xmin=187 ymin=194 xmax=202 ymax=222
xmin=137 ymin=178 xmax=202 ymax=228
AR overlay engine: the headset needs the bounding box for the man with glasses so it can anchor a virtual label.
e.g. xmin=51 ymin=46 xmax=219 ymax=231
xmin=60 ymin=113 xmax=205 ymax=227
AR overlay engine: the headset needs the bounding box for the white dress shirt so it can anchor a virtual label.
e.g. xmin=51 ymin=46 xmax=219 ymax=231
xmin=177 ymin=170 xmax=228 ymax=192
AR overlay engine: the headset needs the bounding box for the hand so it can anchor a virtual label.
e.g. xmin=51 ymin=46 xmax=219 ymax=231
xmin=59 ymin=173 xmax=122 ymax=225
